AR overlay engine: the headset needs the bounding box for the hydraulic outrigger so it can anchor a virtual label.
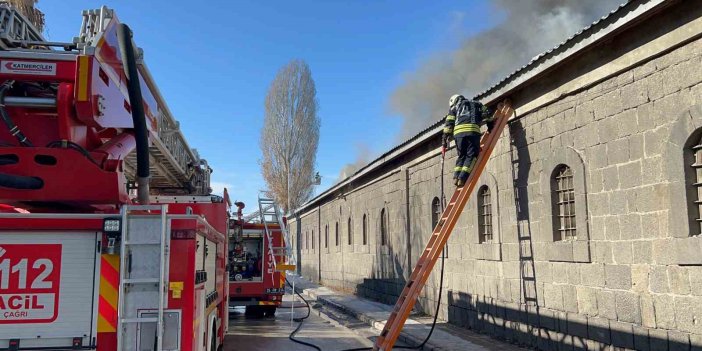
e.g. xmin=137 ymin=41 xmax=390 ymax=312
xmin=373 ymin=100 xmax=515 ymax=351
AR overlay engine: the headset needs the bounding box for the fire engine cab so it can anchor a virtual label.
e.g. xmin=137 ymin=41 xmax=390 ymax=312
xmin=0 ymin=5 xmax=229 ymax=351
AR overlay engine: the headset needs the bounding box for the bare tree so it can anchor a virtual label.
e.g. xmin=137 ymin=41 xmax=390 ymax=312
xmin=1 ymin=0 xmax=44 ymax=32
xmin=260 ymin=60 xmax=320 ymax=214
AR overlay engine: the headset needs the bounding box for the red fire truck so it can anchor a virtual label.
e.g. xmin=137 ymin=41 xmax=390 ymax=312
xmin=228 ymin=199 xmax=293 ymax=317
xmin=0 ymin=5 xmax=229 ymax=351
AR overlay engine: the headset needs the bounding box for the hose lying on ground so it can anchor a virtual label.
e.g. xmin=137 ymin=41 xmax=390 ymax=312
xmin=286 ymin=256 xmax=445 ymax=351
xmin=288 ymin=154 xmax=449 ymax=351
xmin=286 ymin=278 xmax=322 ymax=351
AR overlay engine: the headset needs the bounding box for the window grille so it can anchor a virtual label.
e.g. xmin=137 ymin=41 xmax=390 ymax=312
xmin=554 ymin=165 xmax=576 ymax=241
xmin=478 ymin=186 xmax=493 ymax=243
xmin=431 ymin=197 xmax=441 ymax=229
xmin=691 ymin=138 xmax=702 ymax=235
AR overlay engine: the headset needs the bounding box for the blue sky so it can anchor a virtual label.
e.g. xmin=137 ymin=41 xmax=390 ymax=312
xmin=40 ymin=1 xmax=498 ymax=214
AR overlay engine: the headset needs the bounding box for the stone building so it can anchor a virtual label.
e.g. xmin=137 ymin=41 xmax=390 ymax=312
xmin=290 ymin=0 xmax=702 ymax=349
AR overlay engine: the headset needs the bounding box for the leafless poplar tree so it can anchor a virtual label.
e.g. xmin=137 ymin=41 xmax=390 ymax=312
xmin=260 ymin=60 xmax=320 ymax=214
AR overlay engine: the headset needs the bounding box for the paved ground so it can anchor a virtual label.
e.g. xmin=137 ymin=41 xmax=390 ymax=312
xmin=288 ymin=275 xmax=526 ymax=351
xmin=225 ymin=275 xmax=526 ymax=350
xmin=224 ymin=297 xmax=375 ymax=351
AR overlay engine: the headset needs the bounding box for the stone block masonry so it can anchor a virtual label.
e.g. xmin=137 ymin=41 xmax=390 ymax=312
xmin=290 ymin=1 xmax=702 ymax=350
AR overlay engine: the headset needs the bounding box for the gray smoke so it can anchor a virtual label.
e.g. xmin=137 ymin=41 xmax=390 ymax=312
xmin=390 ymin=0 xmax=622 ymax=139
xmin=337 ymin=143 xmax=372 ymax=182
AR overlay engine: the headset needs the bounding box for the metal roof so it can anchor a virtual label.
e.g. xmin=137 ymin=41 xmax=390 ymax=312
xmin=293 ymin=0 xmax=669 ymax=216
xmin=474 ymin=2 xmax=629 ymax=100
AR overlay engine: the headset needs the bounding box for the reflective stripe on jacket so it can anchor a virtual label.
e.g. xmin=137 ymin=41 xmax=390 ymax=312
xmin=443 ymin=99 xmax=496 ymax=137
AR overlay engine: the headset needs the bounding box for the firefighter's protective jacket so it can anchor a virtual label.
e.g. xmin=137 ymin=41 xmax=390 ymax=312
xmin=443 ymin=100 xmax=495 ymax=137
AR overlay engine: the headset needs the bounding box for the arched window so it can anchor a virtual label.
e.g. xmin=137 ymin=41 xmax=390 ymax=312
xmin=431 ymin=197 xmax=441 ymax=229
xmin=348 ymin=217 xmax=353 ymax=245
xmin=687 ymin=134 xmax=702 ymax=235
xmin=552 ymin=165 xmax=576 ymax=241
xmin=335 ymin=222 xmax=339 ymax=246
xmin=325 ymin=225 xmax=329 ymax=248
xmin=362 ymin=214 xmax=368 ymax=245
xmin=478 ymin=186 xmax=493 ymax=243
xmin=380 ymin=208 xmax=388 ymax=246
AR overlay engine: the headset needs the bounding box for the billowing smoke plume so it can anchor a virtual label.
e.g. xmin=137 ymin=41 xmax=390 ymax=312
xmin=337 ymin=143 xmax=372 ymax=182
xmin=390 ymin=0 xmax=622 ymax=139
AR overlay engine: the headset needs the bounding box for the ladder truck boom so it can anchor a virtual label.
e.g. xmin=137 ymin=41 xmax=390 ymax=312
xmin=0 ymin=5 xmax=229 ymax=351
xmin=0 ymin=5 xmax=210 ymax=209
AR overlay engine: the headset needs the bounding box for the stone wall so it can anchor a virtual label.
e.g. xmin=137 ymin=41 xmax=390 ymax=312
xmin=291 ymin=2 xmax=702 ymax=349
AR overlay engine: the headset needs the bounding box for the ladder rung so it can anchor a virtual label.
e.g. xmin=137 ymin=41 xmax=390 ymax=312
xmin=123 ymin=278 xmax=160 ymax=284
xmin=121 ymin=317 xmax=158 ymax=323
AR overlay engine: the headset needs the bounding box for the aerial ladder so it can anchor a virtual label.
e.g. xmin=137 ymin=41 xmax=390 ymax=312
xmin=0 ymin=5 xmax=212 ymax=208
xmin=373 ymin=101 xmax=514 ymax=350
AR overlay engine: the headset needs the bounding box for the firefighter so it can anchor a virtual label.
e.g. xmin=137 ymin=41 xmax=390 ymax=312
xmin=442 ymin=94 xmax=495 ymax=187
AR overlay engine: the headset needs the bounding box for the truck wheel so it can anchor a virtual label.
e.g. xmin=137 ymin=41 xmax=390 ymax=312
xmin=264 ymin=306 xmax=276 ymax=317
xmin=245 ymin=306 xmax=265 ymax=318
xmin=211 ymin=324 xmax=217 ymax=351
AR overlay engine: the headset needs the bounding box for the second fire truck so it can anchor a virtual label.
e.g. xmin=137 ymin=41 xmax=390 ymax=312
xmin=228 ymin=198 xmax=293 ymax=317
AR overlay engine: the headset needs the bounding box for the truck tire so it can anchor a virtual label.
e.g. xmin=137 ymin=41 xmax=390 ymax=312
xmin=245 ymin=305 xmax=265 ymax=318
xmin=211 ymin=324 xmax=217 ymax=351
xmin=244 ymin=306 xmax=254 ymax=316
xmin=264 ymin=306 xmax=276 ymax=317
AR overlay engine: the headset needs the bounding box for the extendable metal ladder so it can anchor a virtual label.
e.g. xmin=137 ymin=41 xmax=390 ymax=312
xmin=117 ymin=205 xmax=169 ymax=351
xmin=273 ymin=201 xmax=296 ymax=266
xmin=257 ymin=196 xmax=298 ymax=325
xmin=0 ymin=3 xmax=46 ymax=49
xmin=258 ymin=197 xmax=297 ymax=267
xmin=258 ymin=197 xmax=280 ymax=284
xmin=373 ymin=101 xmax=514 ymax=351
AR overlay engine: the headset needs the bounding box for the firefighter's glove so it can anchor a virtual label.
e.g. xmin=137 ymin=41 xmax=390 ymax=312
xmin=442 ymin=133 xmax=452 ymax=148
xmin=487 ymin=121 xmax=496 ymax=133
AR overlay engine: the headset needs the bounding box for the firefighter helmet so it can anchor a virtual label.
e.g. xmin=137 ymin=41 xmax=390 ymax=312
xmin=449 ymin=94 xmax=464 ymax=108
